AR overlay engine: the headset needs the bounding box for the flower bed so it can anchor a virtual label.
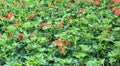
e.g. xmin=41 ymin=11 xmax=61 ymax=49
xmin=0 ymin=0 xmax=120 ymax=66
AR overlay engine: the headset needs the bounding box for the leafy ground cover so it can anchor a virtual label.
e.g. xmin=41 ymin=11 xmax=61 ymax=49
xmin=0 ymin=0 xmax=120 ymax=66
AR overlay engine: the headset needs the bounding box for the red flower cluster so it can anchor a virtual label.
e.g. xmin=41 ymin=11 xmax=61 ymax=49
xmin=88 ymin=0 xmax=93 ymax=3
xmin=57 ymin=21 xmax=63 ymax=27
xmin=13 ymin=21 xmax=21 ymax=26
xmin=111 ymin=0 xmax=120 ymax=3
xmin=108 ymin=5 xmax=120 ymax=16
xmin=54 ymin=38 xmax=70 ymax=53
xmin=77 ymin=8 xmax=85 ymax=17
xmin=6 ymin=12 xmax=13 ymax=20
xmin=94 ymin=0 xmax=100 ymax=6
xmin=20 ymin=1 xmax=25 ymax=7
xmin=40 ymin=23 xmax=52 ymax=27
xmin=18 ymin=33 xmax=24 ymax=40
xmin=40 ymin=23 xmax=47 ymax=27
xmin=49 ymin=3 xmax=54 ymax=7
xmin=28 ymin=15 xmax=34 ymax=19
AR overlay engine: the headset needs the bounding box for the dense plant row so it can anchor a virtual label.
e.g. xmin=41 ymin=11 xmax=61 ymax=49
xmin=0 ymin=0 xmax=120 ymax=66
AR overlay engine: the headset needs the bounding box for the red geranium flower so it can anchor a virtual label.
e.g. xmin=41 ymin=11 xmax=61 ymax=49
xmin=40 ymin=23 xmax=47 ymax=27
xmin=79 ymin=8 xmax=85 ymax=14
xmin=61 ymin=47 xmax=65 ymax=53
xmin=88 ymin=0 xmax=93 ymax=3
xmin=94 ymin=0 xmax=100 ymax=6
xmin=58 ymin=46 xmax=65 ymax=53
xmin=49 ymin=3 xmax=54 ymax=7
xmin=28 ymin=15 xmax=34 ymax=19
xmin=114 ymin=8 xmax=120 ymax=16
xmin=112 ymin=7 xmax=117 ymax=12
xmin=20 ymin=1 xmax=25 ymax=7
xmin=6 ymin=12 xmax=13 ymax=20
xmin=18 ymin=33 xmax=24 ymax=40
xmin=111 ymin=0 xmax=120 ymax=3
xmin=58 ymin=21 xmax=63 ymax=27
xmin=65 ymin=40 xmax=70 ymax=46
xmin=54 ymin=40 xmax=58 ymax=44
xmin=54 ymin=38 xmax=64 ymax=45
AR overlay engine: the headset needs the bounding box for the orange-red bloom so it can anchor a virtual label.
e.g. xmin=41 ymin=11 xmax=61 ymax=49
xmin=20 ymin=1 xmax=24 ymax=7
xmin=79 ymin=8 xmax=85 ymax=14
xmin=88 ymin=0 xmax=93 ymax=3
xmin=18 ymin=33 xmax=24 ymax=40
xmin=49 ymin=3 xmax=54 ymax=7
xmin=61 ymin=47 xmax=65 ymax=53
xmin=40 ymin=23 xmax=47 ymax=27
xmin=111 ymin=0 xmax=120 ymax=3
xmin=54 ymin=38 xmax=64 ymax=45
xmin=28 ymin=15 xmax=34 ymax=19
xmin=111 ymin=7 xmax=120 ymax=16
xmin=58 ymin=46 xmax=65 ymax=53
xmin=54 ymin=38 xmax=70 ymax=53
xmin=6 ymin=12 xmax=13 ymax=20
xmin=58 ymin=21 xmax=63 ymax=27
xmin=94 ymin=0 xmax=100 ymax=6
xmin=65 ymin=40 xmax=70 ymax=46
xmin=115 ymin=8 xmax=120 ymax=16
